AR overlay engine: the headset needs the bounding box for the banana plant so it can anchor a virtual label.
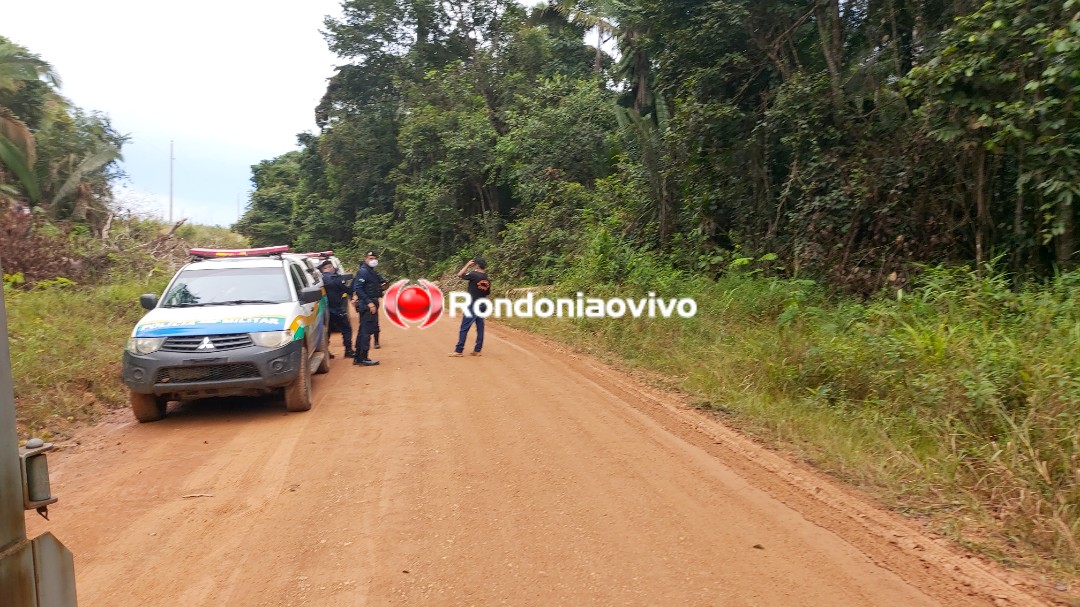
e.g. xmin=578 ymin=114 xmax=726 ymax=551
xmin=0 ymin=38 xmax=60 ymax=204
xmin=0 ymin=107 xmax=40 ymax=201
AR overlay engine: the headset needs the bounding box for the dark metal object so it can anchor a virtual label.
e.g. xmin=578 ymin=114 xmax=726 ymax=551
xmin=0 ymin=263 xmax=78 ymax=606
xmin=19 ymin=441 xmax=58 ymax=516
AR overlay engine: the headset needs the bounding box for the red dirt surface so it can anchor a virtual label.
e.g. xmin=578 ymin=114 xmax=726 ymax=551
xmin=26 ymin=314 xmax=1063 ymax=606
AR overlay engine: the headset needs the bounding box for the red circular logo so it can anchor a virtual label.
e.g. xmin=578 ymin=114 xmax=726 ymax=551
xmin=383 ymin=280 xmax=444 ymax=329
xmin=396 ymin=286 xmax=431 ymax=321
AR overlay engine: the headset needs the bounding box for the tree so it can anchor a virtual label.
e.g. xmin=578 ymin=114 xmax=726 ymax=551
xmin=0 ymin=37 xmax=126 ymax=231
xmin=906 ymin=0 xmax=1080 ymax=269
xmin=234 ymin=153 xmax=303 ymax=246
xmin=0 ymin=37 xmax=59 ymax=203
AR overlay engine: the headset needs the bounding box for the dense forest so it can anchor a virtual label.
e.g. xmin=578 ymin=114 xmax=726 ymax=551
xmin=234 ymin=0 xmax=1080 ymax=291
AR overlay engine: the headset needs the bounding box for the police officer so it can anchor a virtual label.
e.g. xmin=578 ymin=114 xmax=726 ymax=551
xmin=318 ymin=259 xmax=355 ymax=359
xmin=373 ymin=278 xmax=386 ymax=349
xmin=351 ymin=250 xmax=384 ymax=366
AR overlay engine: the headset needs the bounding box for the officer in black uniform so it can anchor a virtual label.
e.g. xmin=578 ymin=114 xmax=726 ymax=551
xmin=319 ymin=259 xmax=355 ymax=359
xmin=373 ymin=277 xmax=387 ymax=349
xmin=351 ymin=250 xmax=384 ymax=366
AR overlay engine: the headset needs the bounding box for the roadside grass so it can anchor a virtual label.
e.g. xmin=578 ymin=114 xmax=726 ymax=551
xmin=5 ymin=273 xmax=168 ymax=441
xmin=506 ymin=265 xmax=1080 ymax=576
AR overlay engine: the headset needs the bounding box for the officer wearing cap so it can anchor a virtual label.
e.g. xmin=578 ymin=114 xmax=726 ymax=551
xmin=350 ymin=250 xmax=384 ymax=366
xmin=319 ymin=258 xmax=355 ymax=359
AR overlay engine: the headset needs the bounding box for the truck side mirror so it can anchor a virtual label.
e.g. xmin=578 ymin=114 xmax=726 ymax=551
xmin=139 ymin=294 xmax=159 ymax=310
xmin=298 ymin=286 xmax=323 ymax=304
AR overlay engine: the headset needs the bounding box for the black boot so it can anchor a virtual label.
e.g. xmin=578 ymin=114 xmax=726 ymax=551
xmin=354 ymin=351 xmax=379 ymax=366
xmin=344 ymin=348 xmax=356 ymax=358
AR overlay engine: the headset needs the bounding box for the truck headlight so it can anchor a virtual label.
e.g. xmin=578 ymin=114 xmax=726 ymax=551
xmin=126 ymin=337 xmax=165 ymax=355
xmin=250 ymin=330 xmax=294 ymax=349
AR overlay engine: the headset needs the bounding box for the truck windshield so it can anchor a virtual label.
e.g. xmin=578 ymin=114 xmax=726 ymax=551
xmin=161 ymin=267 xmax=291 ymax=307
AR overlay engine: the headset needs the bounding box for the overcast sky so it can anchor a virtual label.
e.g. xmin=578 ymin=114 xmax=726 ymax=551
xmin=5 ymin=0 xmax=343 ymax=226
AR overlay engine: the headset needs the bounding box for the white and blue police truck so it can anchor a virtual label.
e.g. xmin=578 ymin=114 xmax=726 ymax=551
xmin=121 ymin=245 xmax=332 ymax=422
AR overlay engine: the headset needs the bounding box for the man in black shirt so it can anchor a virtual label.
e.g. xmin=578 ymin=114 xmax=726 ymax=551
xmin=451 ymin=257 xmax=491 ymax=356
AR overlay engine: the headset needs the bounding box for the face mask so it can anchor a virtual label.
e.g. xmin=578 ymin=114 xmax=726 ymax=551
xmin=367 ymin=259 xmax=379 ymax=268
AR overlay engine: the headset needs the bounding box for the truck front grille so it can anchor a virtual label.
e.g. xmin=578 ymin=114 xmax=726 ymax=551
xmin=155 ymin=363 xmax=260 ymax=384
xmin=161 ymin=333 xmax=253 ymax=352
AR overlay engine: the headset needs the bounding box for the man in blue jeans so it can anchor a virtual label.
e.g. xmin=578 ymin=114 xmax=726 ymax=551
xmin=450 ymin=257 xmax=491 ymax=357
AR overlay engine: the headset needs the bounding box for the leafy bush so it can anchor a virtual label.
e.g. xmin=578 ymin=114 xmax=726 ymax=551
xmin=0 ymin=212 xmax=89 ymax=284
xmin=0 ymin=212 xmax=209 ymax=288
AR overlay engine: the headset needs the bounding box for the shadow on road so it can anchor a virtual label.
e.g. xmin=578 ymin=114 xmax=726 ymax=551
xmin=158 ymin=395 xmax=290 ymax=424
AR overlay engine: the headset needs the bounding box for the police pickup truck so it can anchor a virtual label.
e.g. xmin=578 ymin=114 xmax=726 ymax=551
xmin=121 ymin=245 xmax=331 ymax=422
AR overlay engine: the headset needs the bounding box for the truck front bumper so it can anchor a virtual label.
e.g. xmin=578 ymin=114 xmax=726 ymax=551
xmin=122 ymin=339 xmax=303 ymax=401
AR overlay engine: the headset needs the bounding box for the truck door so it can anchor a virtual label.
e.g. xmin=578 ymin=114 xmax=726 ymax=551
xmin=287 ymin=261 xmax=323 ymax=352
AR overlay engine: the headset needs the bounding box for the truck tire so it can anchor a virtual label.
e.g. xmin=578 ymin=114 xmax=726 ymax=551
xmin=284 ymin=344 xmax=312 ymax=412
xmin=130 ymin=391 xmax=166 ymax=423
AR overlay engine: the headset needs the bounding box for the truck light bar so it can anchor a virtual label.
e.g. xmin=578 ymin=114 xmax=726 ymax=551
xmin=188 ymin=245 xmax=290 ymax=258
xmin=301 ymin=251 xmax=335 ymax=258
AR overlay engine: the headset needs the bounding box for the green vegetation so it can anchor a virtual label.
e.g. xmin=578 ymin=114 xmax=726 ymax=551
xmin=237 ymin=0 xmax=1080 ymax=290
xmin=5 ymin=274 xmax=168 ymax=440
xmin=510 ymin=255 xmax=1080 ymax=571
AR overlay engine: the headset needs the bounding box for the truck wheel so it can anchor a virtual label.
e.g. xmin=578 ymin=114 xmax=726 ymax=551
xmin=284 ymin=344 xmax=312 ymax=412
xmin=130 ymin=391 xmax=166 ymax=423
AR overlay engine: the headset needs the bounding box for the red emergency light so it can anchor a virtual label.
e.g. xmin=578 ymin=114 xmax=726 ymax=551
xmin=301 ymin=251 xmax=335 ymax=257
xmin=188 ymin=245 xmax=290 ymax=258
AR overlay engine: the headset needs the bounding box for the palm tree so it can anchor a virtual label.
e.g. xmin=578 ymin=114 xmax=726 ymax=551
xmin=48 ymin=139 xmax=124 ymax=221
xmin=0 ymin=106 xmax=40 ymax=202
xmin=552 ymin=0 xmax=619 ymax=75
xmin=0 ymin=37 xmax=61 ymax=204
xmin=554 ymin=0 xmax=676 ymax=246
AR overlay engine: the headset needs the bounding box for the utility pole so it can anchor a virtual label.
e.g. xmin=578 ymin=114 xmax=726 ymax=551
xmin=168 ymin=140 xmax=174 ymax=224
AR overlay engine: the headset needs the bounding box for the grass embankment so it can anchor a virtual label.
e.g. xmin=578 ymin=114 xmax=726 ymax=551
xmin=508 ymin=265 xmax=1080 ymax=575
xmin=5 ymin=275 xmax=168 ymax=440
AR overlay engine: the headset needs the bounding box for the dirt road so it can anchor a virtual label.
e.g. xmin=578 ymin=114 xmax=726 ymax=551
xmin=26 ymin=315 xmax=1055 ymax=606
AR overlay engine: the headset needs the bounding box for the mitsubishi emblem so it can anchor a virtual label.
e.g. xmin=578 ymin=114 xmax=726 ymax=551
xmin=196 ymin=337 xmax=215 ymax=350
